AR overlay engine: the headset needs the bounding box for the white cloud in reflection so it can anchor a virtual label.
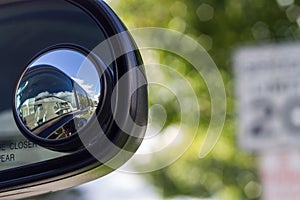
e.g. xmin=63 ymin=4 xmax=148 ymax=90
xmin=72 ymin=77 xmax=100 ymax=102
xmin=72 ymin=77 xmax=95 ymax=98
xmin=93 ymin=93 xmax=100 ymax=102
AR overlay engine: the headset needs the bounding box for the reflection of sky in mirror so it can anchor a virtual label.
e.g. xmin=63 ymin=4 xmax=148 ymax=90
xmin=30 ymin=49 xmax=101 ymax=101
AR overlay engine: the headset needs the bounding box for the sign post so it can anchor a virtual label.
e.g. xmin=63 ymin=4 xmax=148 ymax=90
xmin=259 ymin=149 xmax=300 ymax=199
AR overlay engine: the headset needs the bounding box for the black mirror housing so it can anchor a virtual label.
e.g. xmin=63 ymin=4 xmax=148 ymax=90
xmin=0 ymin=0 xmax=147 ymax=199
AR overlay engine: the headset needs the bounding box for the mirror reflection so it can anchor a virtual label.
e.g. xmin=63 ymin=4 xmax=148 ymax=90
xmin=15 ymin=49 xmax=101 ymax=140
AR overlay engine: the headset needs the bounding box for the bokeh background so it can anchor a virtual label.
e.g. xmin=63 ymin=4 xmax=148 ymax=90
xmin=28 ymin=0 xmax=300 ymax=199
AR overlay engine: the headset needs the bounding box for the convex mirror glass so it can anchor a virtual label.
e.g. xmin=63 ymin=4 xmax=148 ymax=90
xmin=15 ymin=48 xmax=101 ymax=141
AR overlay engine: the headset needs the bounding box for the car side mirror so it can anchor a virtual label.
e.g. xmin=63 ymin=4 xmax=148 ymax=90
xmin=0 ymin=0 xmax=147 ymax=199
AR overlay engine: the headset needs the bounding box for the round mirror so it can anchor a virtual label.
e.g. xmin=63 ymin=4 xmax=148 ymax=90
xmin=15 ymin=47 xmax=101 ymax=142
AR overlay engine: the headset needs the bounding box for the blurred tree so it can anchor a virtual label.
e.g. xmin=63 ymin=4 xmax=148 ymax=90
xmin=106 ymin=0 xmax=300 ymax=199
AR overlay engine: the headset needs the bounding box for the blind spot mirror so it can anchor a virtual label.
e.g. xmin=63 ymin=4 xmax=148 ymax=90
xmin=15 ymin=48 xmax=101 ymax=144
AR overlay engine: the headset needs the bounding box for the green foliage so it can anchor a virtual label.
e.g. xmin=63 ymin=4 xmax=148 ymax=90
xmin=107 ymin=0 xmax=300 ymax=199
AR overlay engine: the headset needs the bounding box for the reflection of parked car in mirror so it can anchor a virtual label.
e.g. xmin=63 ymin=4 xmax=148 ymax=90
xmin=16 ymin=65 xmax=95 ymax=139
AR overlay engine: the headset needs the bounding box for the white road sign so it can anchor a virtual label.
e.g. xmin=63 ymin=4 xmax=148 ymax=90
xmin=234 ymin=43 xmax=300 ymax=151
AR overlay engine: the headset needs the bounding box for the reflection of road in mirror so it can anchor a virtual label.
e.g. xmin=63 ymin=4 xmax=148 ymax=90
xmin=15 ymin=48 xmax=101 ymax=141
